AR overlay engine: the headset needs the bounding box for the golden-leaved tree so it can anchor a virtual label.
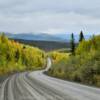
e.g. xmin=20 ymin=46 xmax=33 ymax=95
xmin=0 ymin=33 xmax=46 ymax=75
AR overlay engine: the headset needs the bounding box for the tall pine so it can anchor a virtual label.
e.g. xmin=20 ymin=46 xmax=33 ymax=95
xmin=70 ymin=33 xmax=75 ymax=55
xmin=79 ymin=31 xmax=84 ymax=42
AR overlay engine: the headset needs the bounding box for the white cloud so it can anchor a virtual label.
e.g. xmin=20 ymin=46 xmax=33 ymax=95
xmin=0 ymin=0 xmax=100 ymax=34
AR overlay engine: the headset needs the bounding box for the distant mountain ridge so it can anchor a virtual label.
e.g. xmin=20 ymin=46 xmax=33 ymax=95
xmin=0 ymin=32 xmax=92 ymax=42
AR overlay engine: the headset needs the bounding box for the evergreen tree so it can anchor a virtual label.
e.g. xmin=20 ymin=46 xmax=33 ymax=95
xmin=79 ymin=31 xmax=85 ymax=42
xmin=70 ymin=33 xmax=75 ymax=55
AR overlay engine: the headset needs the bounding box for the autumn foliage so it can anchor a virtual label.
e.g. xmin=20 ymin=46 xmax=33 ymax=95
xmin=0 ymin=33 xmax=46 ymax=75
xmin=48 ymin=35 xmax=100 ymax=87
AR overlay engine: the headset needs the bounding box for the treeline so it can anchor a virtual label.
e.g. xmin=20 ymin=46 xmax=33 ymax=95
xmin=48 ymin=33 xmax=100 ymax=87
xmin=48 ymin=51 xmax=69 ymax=63
xmin=70 ymin=31 xmax=84 ymax=55
xmin=0 ymin=33 xmax=46 ymax=75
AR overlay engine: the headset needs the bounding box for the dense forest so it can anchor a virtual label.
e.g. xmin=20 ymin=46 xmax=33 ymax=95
xmin=48 ymin=34 xmax=100 ymax=87
xmin=0 ymin=33 xmax=46 ymax=75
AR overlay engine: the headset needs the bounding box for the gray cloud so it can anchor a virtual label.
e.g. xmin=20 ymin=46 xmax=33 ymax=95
xmin=0 ymin=0 xmax=100 ymax=34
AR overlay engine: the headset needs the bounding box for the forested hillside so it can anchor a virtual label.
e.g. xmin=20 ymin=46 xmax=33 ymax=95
xmin=0 ymin=33 xmax=46 ymax=75
xmin=48 ymin=35 xmax=100 ymax=87
xmin=12 ymin=39 xmax=69 ymax=51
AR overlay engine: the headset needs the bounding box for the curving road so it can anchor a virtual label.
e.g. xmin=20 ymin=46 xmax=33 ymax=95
xmin=0 ymin=58 xmax=100 ymax=100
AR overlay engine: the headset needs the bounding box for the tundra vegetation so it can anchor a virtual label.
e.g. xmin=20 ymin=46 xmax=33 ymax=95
xmin=0 ymin=33 xmax=46 ymax=75
xmin=48 ymin=34 xmax=100 ymax=87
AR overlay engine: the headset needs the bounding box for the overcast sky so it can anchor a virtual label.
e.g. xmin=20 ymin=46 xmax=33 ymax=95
xmin=0 ymin=0 xmax=100 ymax=34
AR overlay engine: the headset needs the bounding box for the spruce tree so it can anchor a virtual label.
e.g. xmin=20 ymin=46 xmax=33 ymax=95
xmin=79 ymin=31 xmax=85 ymax=42
xmin=70 ymin=33 xmax=75 ymax=55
